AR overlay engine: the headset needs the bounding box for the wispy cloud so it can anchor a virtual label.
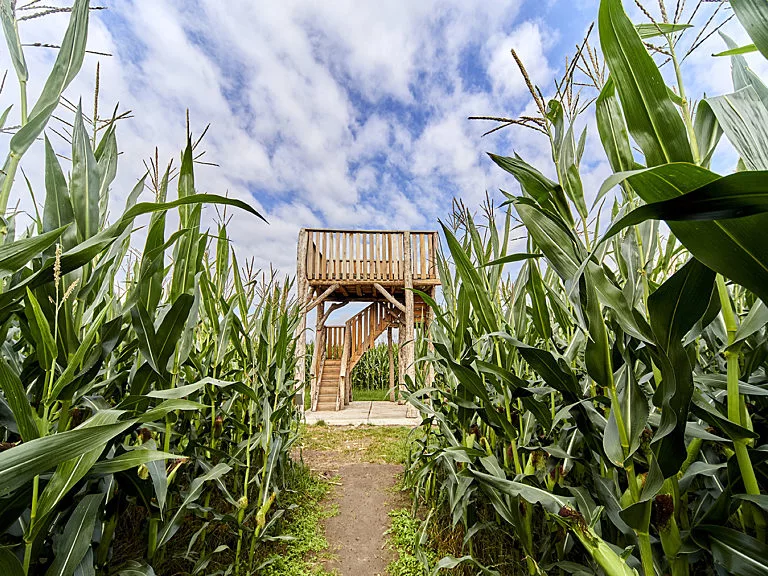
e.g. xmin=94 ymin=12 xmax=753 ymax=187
xmin=1 ymin=0 xmax=761 ymax=276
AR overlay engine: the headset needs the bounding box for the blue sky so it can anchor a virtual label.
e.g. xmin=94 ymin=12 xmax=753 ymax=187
xmin=1 ymin=0 xmax=760 ymax=276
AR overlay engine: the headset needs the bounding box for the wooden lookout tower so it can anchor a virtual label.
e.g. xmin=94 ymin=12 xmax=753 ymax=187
xmin=295 ymin=229 xmax=440 ymax=411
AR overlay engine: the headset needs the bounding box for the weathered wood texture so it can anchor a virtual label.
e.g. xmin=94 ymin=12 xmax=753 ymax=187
xmin=304 ymin=229 xmax=438 ymax=284
xmin=297 ymin=228 xmax=440 ymax=411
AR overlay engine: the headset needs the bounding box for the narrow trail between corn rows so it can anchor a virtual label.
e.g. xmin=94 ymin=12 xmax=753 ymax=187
xmin=301 ymin=426 xmax=410 ymax=576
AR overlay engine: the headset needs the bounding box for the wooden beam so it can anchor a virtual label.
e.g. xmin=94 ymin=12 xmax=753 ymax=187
xmin=295 ymin=229 xmax=309 ymax=411
xmin=305 ymin=283 xmax=339 ymax=312
xmin=373 ymin=282 xmax=405 ymax=313
xmin=320 ymin=302 xmax=347 ymax=326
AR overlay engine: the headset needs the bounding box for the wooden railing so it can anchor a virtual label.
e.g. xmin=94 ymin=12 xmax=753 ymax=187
xmin=325 ymin=326 xmax=345 ymax=360
xmin=304 ymin=229 xmax=439 ymax=282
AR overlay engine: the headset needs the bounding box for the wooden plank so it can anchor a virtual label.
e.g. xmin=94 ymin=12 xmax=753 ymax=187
xmin=387 ymin=233 xmax=393 ymax=279
xmin=320 ymin=231 xmax=327 ymax=280
xmin=342 ymin=232 xmax=348 ymax=280
xmin=335 ymin=230 xmax=341 ymax=279
xmin=314 ymin=231 xmax=321 ymax=281
xmin=420 ymin=233 xmax=426 ymax=280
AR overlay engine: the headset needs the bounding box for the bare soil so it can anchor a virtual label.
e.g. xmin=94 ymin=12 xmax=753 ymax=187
xmin=300 ymin=426 xmax=410 ymax=575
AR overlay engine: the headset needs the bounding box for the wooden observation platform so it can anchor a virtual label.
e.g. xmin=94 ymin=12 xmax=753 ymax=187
xmin=295 ymin=229 xmax=440 ymax=411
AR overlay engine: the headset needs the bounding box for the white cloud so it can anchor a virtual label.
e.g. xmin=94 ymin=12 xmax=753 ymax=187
xmin=6 ymin=0 xmax=753 ymax=285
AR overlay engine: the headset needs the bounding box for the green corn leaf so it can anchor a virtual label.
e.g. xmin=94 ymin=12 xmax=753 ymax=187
xmin=43 ymin=136 xmax=77 ymax=252
xmin=34 ymin=410 xmax=123 ymax=526
xmin=511 ymin=197 xmax=582 ymax=282
xmin=156 ymin=294 xmax=194 ymax=372
xmin=634 ymin=22 xmax=691 ymax=39
xmin=731 ymin=0 xmax=768 ymax=60
xmin=690 ymin=394 xmax=758 ymax=442
xmin=45 ymin=492 xmax=103 ymax=576
xmin=705 ymin=86 xmax=768 ymax=171
xmin=491 ymin=153 xmax=574 ymax=225
xmin=648 ymin=258 xmax=715 ymax=476
xmin=441 ymin=223 xmax=498 ymax=334
xmin=137 ymin=400 xmax=207 ymax=424
xmin=719 ymin=32 xmax=768 ymax=109
xmin=599 ymin=0 xmax=692 ymax=166
xmin=596 ymin=77 xmax=637 ymax=180
xmin=0 ymin=422 xmax=133 ymax=496
xmin=90 ymin=449 xmax=185 ymax=475
xmin=714 ymin=43 xmax=758 ymax=57
xmin=24 ymin=287 xmax=57 ymax=370
xmin=156 ymin=463 xmax=231 ymax=548
xmin=693 ymin=99 xmax=723 ymax=169
xmin=95 ymin=123 xmax=118 ymax=227
xmin=483 ymin=253 xmax=541 ymax=267
xmin=0 ymin=193 xmax=263 ymax=314
xmin=527 ymin=259 xmax=552 ymax=340
xmin=0 ymin=1 xmax=27 ymax=83
xmin=732 ymin=300 xmax=768 ymax=347
xmin=0 ymin=104 xmax=12 ymax=131
xmin=116 ymin=561 xmax=156 ymax=576
xmin=0 ymin=225 xmax=67 ymax=275
xmin=70 ymin=103 xmax=101 ymax=241
xmin=0 ymin=357 xmax=39 ymax=441
xmin=9 ymin=0 xmax=89 ymax=157
xmin=693 ymin=525 xmax=768 ymax=576
xmin=559 ymin=117 xmax=588 ymax=220
xmin=596 ymin=165 xmax=768 ymax=304
xmin=48 ymin=303 xmax=111 ymax=401
xmin=0 ymin=547 xmax=24 ymax=576
xmin=170 ymin=139 xmax=202 ymax=299
xmin=471 ymin=467 xmax=573 ymax=514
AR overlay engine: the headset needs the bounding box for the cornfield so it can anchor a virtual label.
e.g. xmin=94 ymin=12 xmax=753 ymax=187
xmin=351 ymin=344 xmax=398 ymax=392
xmin=405 ymin=1 xmax=768 ymax=575
xmin=0 ymin=2 xmax=302 ymax=575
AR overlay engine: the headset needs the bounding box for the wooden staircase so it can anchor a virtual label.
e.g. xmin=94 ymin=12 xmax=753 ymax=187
xmin=316 ymin=360 xmax=341 ymax=411
xmin=311 ymin=300 xmax=429 ymax=411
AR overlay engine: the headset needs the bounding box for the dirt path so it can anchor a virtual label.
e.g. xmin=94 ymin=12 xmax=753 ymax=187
xmin=299 ymin=425 xmax=411 ymax=575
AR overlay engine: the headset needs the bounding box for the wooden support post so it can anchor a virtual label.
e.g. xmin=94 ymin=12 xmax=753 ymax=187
xmin=295 ymin=229 xmax=308 ymax=411
xmin=310 ymin=300 xmax=325 ymax=411
xmin=388 ymin=325 xmax=395 ymax=402
xmin=402 ymin=232 xmax=415 ymax=403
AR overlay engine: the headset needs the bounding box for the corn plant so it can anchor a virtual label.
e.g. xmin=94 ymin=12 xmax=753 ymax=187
xmin=406 ymin=1 xmax=768 ymax=575
xmin=0 ymin=3 xmax=303 ymax=575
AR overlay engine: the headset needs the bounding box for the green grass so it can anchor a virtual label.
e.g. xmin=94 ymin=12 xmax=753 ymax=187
xmin=256 ymin=464 xmax=337 ymax=576
xmin=300 ymin=424 xmax=415 ymax=465
xmin=352 ymin=388 xmax=394 ymax=402
xmin=385 ymin=509 xmax=435 ymax=576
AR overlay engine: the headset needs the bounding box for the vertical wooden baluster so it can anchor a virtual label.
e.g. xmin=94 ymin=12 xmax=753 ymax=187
xmin=335 ymin=231 xmax=340 ymax=279
xmin=420 ymin=233 xmax=426 ymax=280
xmin=320 ymin=232 xmax=326 ymax=280
xmin=342 ymin=232 xmax=348 ymax=280
xmin=314 ymin=231 xmax=320 ymax=280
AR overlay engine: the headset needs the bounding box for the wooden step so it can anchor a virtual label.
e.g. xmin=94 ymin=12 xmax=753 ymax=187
xmin=316 ymin=402 xmax=337 ymax=411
